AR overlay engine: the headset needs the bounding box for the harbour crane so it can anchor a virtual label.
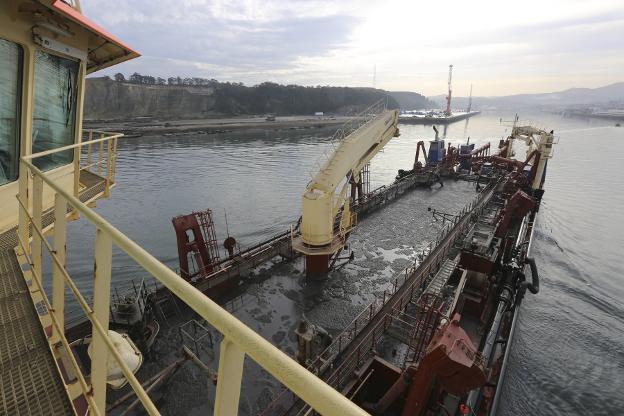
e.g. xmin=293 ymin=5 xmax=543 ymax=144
xmin=292 ymin=105 xmax=400 ymax=277
xmin=510 ymin=126 xmax=555 ymax=190
xmin=445 ymin=64 xmax=453 ymax=116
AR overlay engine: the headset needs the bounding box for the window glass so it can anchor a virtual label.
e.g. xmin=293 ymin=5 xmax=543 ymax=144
xmin=0 ymin=38 xmax=22 ymax=186
xmin=32 ymin=50 xmax=79 ymax=171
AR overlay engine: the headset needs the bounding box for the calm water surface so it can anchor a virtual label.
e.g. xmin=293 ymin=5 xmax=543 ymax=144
xmin=61 ymin=112 xmax=623 ymax=415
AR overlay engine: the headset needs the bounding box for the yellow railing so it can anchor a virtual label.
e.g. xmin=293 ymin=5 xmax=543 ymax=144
xmin=80 ymin=129 xmax=122 ymax=198
xmin=17 ymin=133 xmax=369 ymax=415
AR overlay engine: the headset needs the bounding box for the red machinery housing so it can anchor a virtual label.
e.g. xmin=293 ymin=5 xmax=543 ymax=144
xmin=172 ymin=209 xmax=221 ymax=280
xmin=402 ymin=313 xmax=487 ymax=416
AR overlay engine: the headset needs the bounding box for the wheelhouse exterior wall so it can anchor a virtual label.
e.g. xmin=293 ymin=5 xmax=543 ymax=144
xmin=0 ymin=1 xmax=89 ymax=233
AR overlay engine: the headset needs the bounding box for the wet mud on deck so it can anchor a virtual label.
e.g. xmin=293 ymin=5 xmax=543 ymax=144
xmin=108 ymin=179 xmax=478 ymax=415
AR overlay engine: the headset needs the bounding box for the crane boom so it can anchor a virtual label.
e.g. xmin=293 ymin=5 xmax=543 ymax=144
xmin=293 ymin=108 xmax=400 ymax=276
xmin=510 ymin=126 xmax=555 ymax=189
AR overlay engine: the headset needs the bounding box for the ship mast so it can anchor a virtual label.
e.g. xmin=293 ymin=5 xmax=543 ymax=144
xmin=445 ymin=64 xmax=453 ymax=116
xmin=373 ymin=64 xmax=377 ymax=88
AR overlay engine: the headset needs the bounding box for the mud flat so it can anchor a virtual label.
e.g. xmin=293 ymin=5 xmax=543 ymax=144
xmin=84 ymin=115 xmax=360 ymax=137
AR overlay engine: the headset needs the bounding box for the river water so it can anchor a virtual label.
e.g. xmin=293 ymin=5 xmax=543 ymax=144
xmin=61 ymin=112 xmax=623 ymax=415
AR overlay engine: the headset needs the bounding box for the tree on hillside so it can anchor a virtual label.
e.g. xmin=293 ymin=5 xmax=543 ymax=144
xmin=129 ymin=72 xmax=142 ymax=84
xmin=114 ymin=73 xmax=125 ymax=82
xmin=142 ymin=75 xmax=155 ymax=85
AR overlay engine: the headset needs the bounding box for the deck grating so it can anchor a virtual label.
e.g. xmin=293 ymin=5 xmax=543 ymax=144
xmin=0 ymin=170 xmax=108 ymax=416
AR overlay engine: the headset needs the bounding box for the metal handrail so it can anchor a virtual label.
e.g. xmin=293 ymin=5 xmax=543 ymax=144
xmin=15 ymin=199 xmax=152 ymax=415
xmin=21 ymin=132 xmax=123 ymax=161
xmin=18 ymin=133 xmax=369 ymax=415
xmin=14 ymin=203 xmax=102 ymax=414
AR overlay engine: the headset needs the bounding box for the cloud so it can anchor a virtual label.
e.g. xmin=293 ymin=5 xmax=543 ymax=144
xmin=84 ymin=0 xmax=360 ymax=81
xmin=84 ymin=0 xmax=624 ymax=95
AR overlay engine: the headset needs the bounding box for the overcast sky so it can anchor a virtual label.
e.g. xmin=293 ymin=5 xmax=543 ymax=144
xmin=85 ymin=0 xmax=624 ymax=96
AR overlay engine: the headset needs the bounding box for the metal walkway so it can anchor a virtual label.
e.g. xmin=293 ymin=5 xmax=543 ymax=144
xmin=0 ymin=170 xmax=108 ymax=416
xmin=0 ymin=249 xmax=73 ymax=415
xmin=423 ymin=254 xmax=460 ymax=297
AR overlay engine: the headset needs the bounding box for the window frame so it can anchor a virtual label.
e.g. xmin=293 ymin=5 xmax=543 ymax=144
xmin=0 ymin=37 xmax=24 ymax=187
xmin=31 ymin=47 xmax=81 ymax=172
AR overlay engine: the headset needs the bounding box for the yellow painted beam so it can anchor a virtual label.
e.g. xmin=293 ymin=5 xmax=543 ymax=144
xmin=52 ymin=194 xmax=67 ymax=338
xmin=91 ymin=228 xmax=113 ymax=413
xmin=32 ymin=175 xmax=43 ymax=283
xmin=214 ymin=338 xmax=245 ymax=416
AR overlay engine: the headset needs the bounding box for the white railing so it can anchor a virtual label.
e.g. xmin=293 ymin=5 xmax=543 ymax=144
xmin=17 ymin=133 xmax=368 ymax=415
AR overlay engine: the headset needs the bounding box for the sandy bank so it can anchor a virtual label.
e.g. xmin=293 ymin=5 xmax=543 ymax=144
xmin=84 ymin=115 xmax=360 ymax=137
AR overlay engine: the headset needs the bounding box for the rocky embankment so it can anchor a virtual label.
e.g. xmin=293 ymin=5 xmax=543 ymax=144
xmin=84 ymin=77 xmax=435 ymax=121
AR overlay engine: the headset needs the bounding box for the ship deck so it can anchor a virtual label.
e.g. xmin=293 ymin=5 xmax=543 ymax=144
xmin=0 ymin=170 xmax=109 ymax=415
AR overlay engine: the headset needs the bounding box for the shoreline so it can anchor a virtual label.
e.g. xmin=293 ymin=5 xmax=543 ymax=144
xmin=84 ymin=115 xmax=360 ymax=137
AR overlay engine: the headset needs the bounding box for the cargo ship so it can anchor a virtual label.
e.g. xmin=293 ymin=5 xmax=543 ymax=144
xmin=0 ymin=2 xmax=554 ymax=415
xmin=398 ymin=109 xmax=481 ymax=124
xmin=399 ymin=66 xmax=480 ymax=125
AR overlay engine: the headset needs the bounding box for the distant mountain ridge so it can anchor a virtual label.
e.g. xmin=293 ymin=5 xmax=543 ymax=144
xmin=84 ymin=77 xmax=433 ymax=120
xmin=430 ymin=82 xmax=624 ymax=110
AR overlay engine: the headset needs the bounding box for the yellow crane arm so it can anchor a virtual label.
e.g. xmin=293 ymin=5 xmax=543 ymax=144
xmin=511 ymin=126 xmax=555 ymax=189
xmin=299 ymin=109 xmax=399 ymax=247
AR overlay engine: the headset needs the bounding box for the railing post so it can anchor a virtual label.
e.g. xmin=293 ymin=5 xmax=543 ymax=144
xmin=98 ymin=133 xmax=104 ymax=176
xmin=86 ymin=130 xmax=93 ymax=169
xmin=52 ymin=194 xmax=67 ymax=338
xmin=104 ymin=138 xmax=112 ymax=197
xmin=18 ymin=164 xmax=29 ymax=257
xmin=91 ymin=228 xmax=113 ymax=414
xmin=214 ymin=338 xmax=245 ymax=416
xmin=32 ymin=175 xmax=43 ymax=282
xmin=112 ymin=137 xmax=118 ymax=183
xmin=73 ymin=135 xmax=82 ymax=200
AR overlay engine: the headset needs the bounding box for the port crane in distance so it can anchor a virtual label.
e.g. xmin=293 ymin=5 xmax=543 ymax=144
xmin=291 ymin=106 xmax=400 ymax=277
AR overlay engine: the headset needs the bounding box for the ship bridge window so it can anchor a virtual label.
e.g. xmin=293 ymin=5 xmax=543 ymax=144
xmin=32 ymin=50 xmax=79 ymax=171
xmin=0 ymin=38 xmax=22 ymax=186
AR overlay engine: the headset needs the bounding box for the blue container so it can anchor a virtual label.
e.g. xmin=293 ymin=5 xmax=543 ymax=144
xmin=459 ymin=143 xmax=475 ymax=170
xmin=427 ymin=140 xmax=445 ymax=165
